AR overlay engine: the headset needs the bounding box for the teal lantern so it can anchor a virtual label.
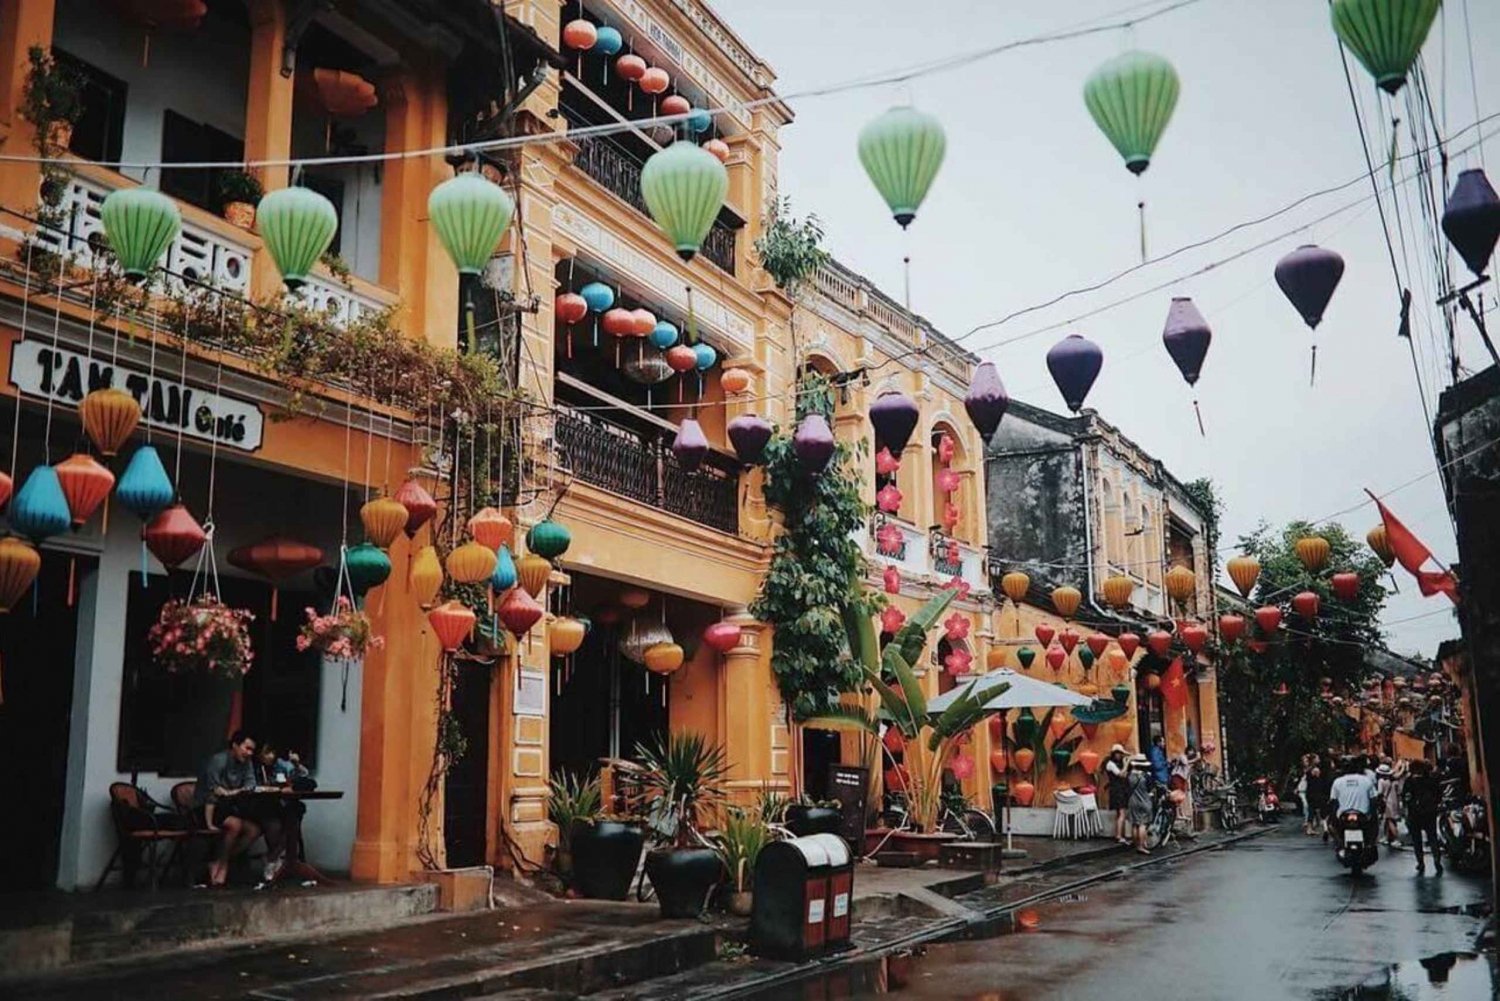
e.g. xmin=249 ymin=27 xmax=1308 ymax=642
xmin=640 ymin=141 xmax=728 ymax=261
xmin=428 ymin=172 xmax=515 ymax=275
xmin=857 ymin=106 xmax=946 ymax=228
xmin=344 ymin=542 xmax=392 ymax=598
xmin=526 ymin=519 xmax=571 ymax=560
xmin=1083 ymin=51 xmax=1180 ymax=175
xmin=1078 ymin=647 xmax=1095 ymax=670
xmin=100 ymin=187 xmax=181 ymax=281
xmin=258 ymin=186 xmax=338 ymax=289
xmin=650 ymin=320 xmax=679 ymax=349
xmin=10 ymin=465 xmax=70 ymax=541
xmin=1330 ymin=0 xmax=1440 ymax=95
xmin=116 ymin=444 xmax=174 ymax=520
xmin=491 ymin=545 xmax=518 ymax=592
xmin=1016 ymin=646 xmax=1036 ymax=670
xmin=692 ymin=342 xmax=717 ymax=371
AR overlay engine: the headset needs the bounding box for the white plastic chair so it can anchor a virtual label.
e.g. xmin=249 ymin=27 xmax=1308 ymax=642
xmin=1053 ymin=789 xmax=1084 ymax=838
xmin=1078 ymin=791 xmax=1104 ymax=837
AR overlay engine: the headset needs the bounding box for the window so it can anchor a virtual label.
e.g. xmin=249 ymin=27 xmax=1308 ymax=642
xmin=301 ymin=173 xmax=346 ymax=257
xmin=160 ymin=110 xmax=245 ymax=212
xmin=53 ymin=49 xmax=126 ymax=164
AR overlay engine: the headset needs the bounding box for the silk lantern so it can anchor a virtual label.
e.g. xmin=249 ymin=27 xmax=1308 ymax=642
xmin=431 ymin=173 xmax=513 ymax=275
xmin=660 ymin=94 xmax=690 ymax=117
xmin=727 ymin=414 xmax=772 ymax=465
xmin=550 ymin=617 xmax=587 ymax=656
xmin=1077 ymin=749 xmax=1101 ymax=775
xmin=638 ymin=67 xmax=670 ymax=95
xmin=579 ymin=282 xmax=615 ymax=313
xmin=673 ymin=419 xmax=709 ymax=472
xmin=1165 ymin=565 xmax=1195 ymax=605
xmin=1000 ymin=571 xmax=1030 ymax=604
xmin=1442 ymin=168 xmax=1500 ymax=277
xmin=857 ymin=106 xmax=945 ymax=228
xmin=490 ymin=545 xmax=517 ymax=593
xmin=517 ymin=554 xmax=551 ymax=597
xmin=1083 ymin=50 xmax=1179 ymax=175
xmin=640 ymin=142 xmax=727 ymax=261
xmin=1046 ymin=334 xmax=1104 ymax=413
xmin=1045 ymin=646 xmax=1066 ymax=671
xmin=1014 ymin=747 xmax=1036 ymax=773
xmin=703 ymin=621 xmax=741 ymax=654
xmin=702 ymin=138 xmax=730 ymax=163
xmin=1367 ymin=524 xmax=1396 ymax=567
xmin=1295 ymin=536 xmax=1331 ymax=572
xmin=0 ymin=536 xmax=41 ymax=612
xmin=1293 ymin=590 xmax=1320 ymax=622
xmin=345 ymin=542 xmax=392 ymax=596
xmin=257 ymin=186 xmax=338 ymax=289
xmin=794 ymin=413 xmax=835 ymax=474
xmin=964 ymin=361 xmax=1009 ymax=444
xmin=498 ymin=585 xmax=544 ymax=639
xmin=1034 ymin=623 xmax=1055 ymax=647
xmin=428 ymin=600 xmax=476 ymax=652
xmin=1086 ymin=633 xmax=1110 ymax=659
xmin=650 ymin=321 xmax=679 ymax=350
xmin=869 ymin=391 xmax=919 ymax=455
xmin=721 ymin=367 xmax=751 ymax=394
xmin=80 ymin=388 xmax=141 ymax=456
xmin=1146 ymin=630 xmax=1172 ymax=658
xmin=468 ymin=507 xmax=514 ymax=552
xmin=555 ymin=292 xmax=588 ymax=325
xmin=116 ymin=445 xmax=173 ymax=520
xmin=1255 ymin=605 xmax=1283 ymax=634
xmin=0 ymin=473 xmax=10 ymax=511
xmin=1051 ymin=585 xmax=1081 ymax=619
xmin=100 ymin=187 xmax=181 ymax=280
xmin=1330 ymin=0 xmax=1440 ymax=94
xmin=395 ymin=478 xmax=437 ymax=537
xmin=297 ymin=68 xmax=378 ymax=118
xmin=409 ymin=544 xmax=443 ymax=608
xmin=1180 ymin=623 xmax=1207 ymax=654
xmin=630 ymin=308 xmax=657 ymax=337
xmin=1101 ymin=574 xmax=1134 ymax=609
xmin=447 ymin=540 xmax=497 ymax=585
xmin=616 ymin=54 xmax=646 ymax=81
xmin=1275 ymin=245 xmax=1344 ymax=329
xmin=1332 ymin=572 xmax=1360 ymax=602
xmin=561 ymin=18 xmax=597 ymax=50
xmin=692 ymin=343 xmax=718 ymax=372
xmin=1218 ymin=614 xmax=1245 ymax=645
xmin=1226 ymin=554 xmax=1260 ymax=599
xmin=1078 ymin=647 xmax=1095 ymax=670
xmin=686 ymin=108 xmax=712 ymax=135
xmin=666 ymin=345 xmax=698 ymax=373
xmin=593 ymin=25 xmax=623 ymax=55
xmin=359 ymin=495 xmax=407 ymax=549
xmin=1016 ymin=646 xmax=1036 ymax=670
xmin=1118 ymin=632 xmax=1141 ymax=660
xmin=1057 ymin=627 xmax=1079 ymax=654
xmin=526 ymin=519 xmax=572 ymax=560
xmin=228 ymin=534 xmax=322 ymax=619
xmin=142 ymin=503 xmax=205 ymax=568
xmin=55 ymin=453 xmax=114 ymax=527
xmin=986 ymin=646 xmax=1007 ymax=670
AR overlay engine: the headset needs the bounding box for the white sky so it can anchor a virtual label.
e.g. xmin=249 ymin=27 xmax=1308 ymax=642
xmin=713 ymin=0 xmax=1499 ymax=657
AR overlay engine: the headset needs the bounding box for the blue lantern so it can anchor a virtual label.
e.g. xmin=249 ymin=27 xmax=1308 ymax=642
xmin=491 ymin=545 xmax=518 ymax=592
xmin=692 ymin=342 xmax=718 ymax=371
xmin=116 ymin=444 xmax=174 ymax=520
xmin=10 ymin=465 xmax=70 ymax=541
xmin=593 ymin=25 xmax=623 ymax=55
xmin=579 ymin=282 xmax=615 ymax=313
xmin=686 ymin=108 xmax=712 ymax=135
xmin=651 ymin=321 xmax=679 ymax=349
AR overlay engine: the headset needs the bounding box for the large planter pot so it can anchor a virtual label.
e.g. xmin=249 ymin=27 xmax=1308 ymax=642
xmin=785 ymin=804 xmax=843 ymax=837
xmin=568 ymin=820 xmax=644 ymax=900
xmin=889 ymin=830 xmax=959 ymax=864
xmin=644 ymin=847 xmax=723 ymax=918
xmin=726 ymin=889 xmax=753 ymax=917
xmin=162 ymin=672 xmax=240 ymax=775
xmin=864 ymin=827 xmax=896 ymax=856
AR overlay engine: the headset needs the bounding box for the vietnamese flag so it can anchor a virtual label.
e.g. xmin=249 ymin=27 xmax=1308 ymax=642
xmin=1367 ymin=491 xmax=1459 ymax=604
xmin=1160 ymin=657 xmax=1189 ymax=711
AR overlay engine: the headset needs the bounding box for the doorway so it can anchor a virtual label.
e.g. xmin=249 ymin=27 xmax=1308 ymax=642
xmin=550 ymin=623 xmax=667 ymax=779
xmin=443 ymin=663 xmax=492 ymax=868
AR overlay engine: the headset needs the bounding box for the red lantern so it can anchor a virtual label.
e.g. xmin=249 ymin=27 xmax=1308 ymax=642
xmin=639 ymin=67 xmax=670 ymax=95
xmin=1034 ymin=623 xmax=1055 ymax=647
xmin=556 ymin=292 xmax=589 ymax=324
xmin=55 ymin=453 xmax=115 ymax=527
xmin=1118 ymin=632 xmax=1140 ymax=660
xmin=1180 ymin=623 xmax=1207 ymax=654
xmin=884 ymin=764 xmax=910 ymax=792
xmin=883 ymin=564 xmax=901 ymax=595
xmin=990 ymin=749 xmax=1007 ymax=773
xmin=1292 ymin=590 xmax=1320 ymax=622
xmin=143 ymin=503 xmax=205 ymax=568
xmin=1146 ymin=630 xmax=1173 ymax=658
xmin=876 ymin=483 xmax=902 ymax=513
xmin=660 ymin=94 xmax=691 ymax=116
xmin=0 ymin=471 xmax=11 ymax=510
xmin=1045 ymin=645 xmax=1066 ymax=670
xmin=665 ymin=345 xmax=698 ymax=373
xmin=882 ymin=727 xmax=905 ymax=756
xmin=616 ymin=54 xmax=647 ymax=81
xmin=561 ymin=18 xmax=597 ymax=50
xmin=1086 ymin=633 xmax=1109 ymax=659
xmin=880 ymin=604 xmax=906 ymax=634
xmin=1255 ymin=605 xmax=1283 ymax=635
xmin=1248 ymin=639 xmax=1270 ymax=654
xmin=1331 ymin=572 xmax=1360 ymax=602
xmin=703 ymin=138 xmax=730 ymax=163
xmin=428 ymin=600 xmax=476 ymax=652
xmin=1218 ymin=613 xmax=1245 ymax=645
xmin=1273 ymin=682 xmax=1290 ymax=697
xmin=498 ymin=586 xmax=544 ymax=639
xmin=395 ymin=479 xmax=437 ymax=537
xmin=601 ymin=308 xmax=635 ymax=337
xmin=630 ymin=308 xmax=656 ymax=337
xmin=875 ymin=447 xmax=900 ymax=476
xmin=936 ymin=433 xmax=956 ymax=465
xmin=703 ymin=621 xmax=742 ymax=654
xmin=1057 ymin=628 xmax=1079 ymax=654
xmin=228 ymin=535 xmax=322 ymax=580
xmin=988 ymin=716 xmax=1003 ymax=741
xmin=1012 ymin=780 xmax=1036 ymax=807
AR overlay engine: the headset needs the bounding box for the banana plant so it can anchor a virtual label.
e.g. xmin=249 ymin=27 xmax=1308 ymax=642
xmin=808 ymin=585 xmax=1009 ymax=832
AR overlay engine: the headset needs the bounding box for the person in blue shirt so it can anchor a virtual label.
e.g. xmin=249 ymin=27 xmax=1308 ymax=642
xmin=1147 ymin=734 xmax=1171 ymax=787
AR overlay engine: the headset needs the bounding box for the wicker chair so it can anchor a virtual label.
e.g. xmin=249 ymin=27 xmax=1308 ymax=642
xmin=93 ymin=783 xmax=191 ymax=890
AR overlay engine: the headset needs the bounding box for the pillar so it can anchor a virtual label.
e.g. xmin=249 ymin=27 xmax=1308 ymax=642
xmin=244 ymin=0 xmax=295 ymax=302
xmin=720 ymin=610 xmax=776 ymax=806
xmin=0 ymin=0 xmax=56 ymax=226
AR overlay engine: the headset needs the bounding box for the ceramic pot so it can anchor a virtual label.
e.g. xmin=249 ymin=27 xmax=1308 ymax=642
xmin=785 ymin=804 xmax=843 ymax=837
xmin=644 ymin=847 xmax=722 ymax=918
xmin=223 ymin=201 xmax=256 ymax=231
xmin=568 ymin=820 xmax=644 ymax=900
xmin=888 ymin=830 xmax=958 ymax=864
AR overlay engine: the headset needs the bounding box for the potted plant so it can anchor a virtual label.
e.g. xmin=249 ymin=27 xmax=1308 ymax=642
xmin=21 ymin=46 xmax=84 ymax=154
xmin=216 ymin=170 xmax=263 ymax=231
xmin=147 ymin=594 xmax=255 ymax=774
xmin=784 ymin=795 xmax=843 ymax=836
xmin=296 ymin=595 xmax=382 ymax=662
xmin=714 ymin=806 xmax=768 ymax=917
xmin=638 ymin=731 xmax=730 ymax=918
xmin=807 ymin=586 xmax=1007 ymax=863
xmin=546 ymin=768 xmax=602 ymax=880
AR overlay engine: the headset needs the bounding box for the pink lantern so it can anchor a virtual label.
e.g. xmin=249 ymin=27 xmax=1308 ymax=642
xmin=616 ymin=54 xmax=647 ymax=81
xmin=1045 ymin=646 xmax=1066 ymax=670
xmin=936 ymin=468 xmax=960 ymax=494
xmin=703 ymin=138 xmax=730 ymax=163
xmin=703 ymin=621 xmax=742 ymax=655
xmin=946 ymin=575 xmax=971 ymax=599
xmin=942 ymin=503 xmax=960 ymax=533
xmin=876 ymin=483 xmax=903 ymax=513
xmin=883 ymin=564 xmax=901 ymax=595
xmin=936 ymin=433 xmax=956 ymax=465
xmin=660 ymin=94 xmax=690 ymax=116
xmin=944 ymin=647 xmax=973 ymax=676
xmin=875 ymin=446 xmax=901 ymax=476
xmin=950 ymin=753 xmax=975 ymax=781
xmin=942 ymin=613 xmax=970 ymax=641
xmin=880 ymin=605 xmax=906 ymax=634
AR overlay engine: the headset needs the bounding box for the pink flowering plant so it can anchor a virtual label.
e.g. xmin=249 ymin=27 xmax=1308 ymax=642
xmin=148 ymin=595 xmax=255 ymax=679
xmin=297 ymin=596 xmax=382 ymax=661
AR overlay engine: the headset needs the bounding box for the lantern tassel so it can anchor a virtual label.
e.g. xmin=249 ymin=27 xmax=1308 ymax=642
xmin=593 ymin=317 xmax=599 ymax=348
xmin=140 ymin=541 xmax=148 ymax=586
xmin=1192 ymin=399 xmax=1205 ymax=437
xmin=67 ymin=557 xmax=76 ymax=608
xmin=101 ymin=494 xmax=110 ymax=536
xmin=566 ymin=328 xmax=573 ymax=360
xmin=0 ymin=652 xmax=5 ymax=706
xmin=1309 ymin=344 xmax=1317 ymax=387
xmin=1138 ymin=200 xmax=1148 ymax=263
xmin=271 ymin=585 xmax=279 ymax=622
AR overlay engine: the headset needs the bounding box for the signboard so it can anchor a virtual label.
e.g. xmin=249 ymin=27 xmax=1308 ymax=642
xmin=8 ymin=339 xmax=264 ymax=452
xmin=514 ymin=669 xmax=546 ymax=717
xmin=827 ymin=763 xmax=869 ymax=854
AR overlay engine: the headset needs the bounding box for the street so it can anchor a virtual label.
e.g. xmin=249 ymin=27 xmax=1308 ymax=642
xmin=779 ymin=826 xmax=1495 ymax=1001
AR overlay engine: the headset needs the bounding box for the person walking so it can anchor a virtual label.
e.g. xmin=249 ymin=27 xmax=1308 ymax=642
xmin=1105 ymin=744 xmax=1130 ymax=845
xmin=1305 ymin=760 xmax=1332 ymax=840
xmin=1402 ymin=759 xmax=1443 ymax=875
xmin=1296 ymin=756 xmax=1311 ymax=834
xmin=1377 ymin=761 xmax=1405 ymax=846
xmin=1127 ymin=755 xmax=1154 ymax=855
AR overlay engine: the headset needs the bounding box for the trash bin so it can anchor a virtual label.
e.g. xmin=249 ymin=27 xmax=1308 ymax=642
xmin=750 ymin=832 xmax=854 ymax=960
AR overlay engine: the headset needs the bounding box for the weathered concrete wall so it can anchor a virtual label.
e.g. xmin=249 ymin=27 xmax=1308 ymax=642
xmin=984 ymin=404 xmax=1085 ymax=568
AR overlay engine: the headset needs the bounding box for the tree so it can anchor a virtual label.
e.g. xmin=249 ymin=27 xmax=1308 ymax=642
xmin=1218 ymin=520 xmax=1388 ymax=783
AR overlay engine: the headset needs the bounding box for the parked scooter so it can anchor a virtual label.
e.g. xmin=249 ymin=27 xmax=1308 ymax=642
xmin=1333 ymin=807 xmax=1379 ymax=875
xmin=1439 ymin=788 xmax=1491 ymax=874
xmin=1253 ymin=776 xmax=1281 ymax=823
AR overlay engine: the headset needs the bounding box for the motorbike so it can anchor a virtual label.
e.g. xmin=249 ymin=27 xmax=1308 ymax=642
xmin=1439 ymin=794 xmax=1491 ymax=874
xmin=1253 ymin=776 xmax=1281 ymax=823
xmin=1333 ymin=808 xmax=1379 ymax=875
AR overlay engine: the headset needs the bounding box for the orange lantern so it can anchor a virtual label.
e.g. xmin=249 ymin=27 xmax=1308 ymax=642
xmin=428 ymin=600 xmax=476 ymax=652
xmin=660 ymin=94 xmax=691 ymax=117
xmin=560 ymin=18 xmax=597 ymax=51
xmin=408 ymin=545 xmax=443 ymax=609
xmin=720 ymin=367 xmax=751 ymax=394
xmin=1051 ymin=585 xmax=1082 ymax=619
xmin=55 ymin=453 xmax=114 ymax=527
xmin=1049 ymin=712 xmax=1071 ymax=742
xmin=297 ymin=68 xmax=378 ymax=118
xmin=0 ymin=536 xmax=42 ymax=612
xmin=638 ymin=67 xmax=670 ymax=95
xmin=1101 ymin=574 xmax=1133 ymax=609
xmin=1076 ymin=749 xmax=1101 ymax=774
xmin=986 ymin=646 xmax=1007 ymax=670
xmin=630 ymin=308 xmax=656 ymax=337
xmin=497 ymin=586 xmax=543 ymax=639
xmin=1013 ymin=747 xmax=1035 ymax=772
xmin=990 ymin=749 xmax=1007 ymax=773
xmin=1367 ymin=524 xmax=1395 ymax=567
xmin=1105 ymin=648 xmax=1128 ymax=674
xmin=550 ymin=616 xmax=587 ymax=656
xmin=643 ymin=641 xmax=685 ymax=675
xmin=1012 ymin=780 xmax=1036 ymax=807
xmin=517 ymin=553 xmax=552 ymax=597
xmin=703 ymin=138 xmax=730 ymax=163
xmin=1144 ymin=672 xmax=1161 ymax=690
xmin=1295 ymin=535 xmax=1331 ymax=573
xmin=1165 ymin=565 xmax=1196 ymax=605
xmin=619 ymin=587 xmax=650 ymax=610
xmin=468 ymin=507 xmax=514 ymax=551
xmin=360 ymin=495 xmax=407 ymax=549
xmin=1226 ymin=554 xmax=1260 ymax=599
xmin=446 ymin=540 xmax=497 ymax=584
xmin=616 ymin=54 xmax=647 ymax=81
xmin=79 ymin=388 xmax=141 ymax=457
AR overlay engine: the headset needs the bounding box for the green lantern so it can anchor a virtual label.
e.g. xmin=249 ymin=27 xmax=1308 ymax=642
xmin=1330 ymin=0 xmax=1440 ymax=95
xmin=100 ymin=187 xmax=181 ymax=281
xmin=428 ymin=172 xmax=515 ymax=275
xmin=1083 ymin=50 xmax=1180 ymax=176
xmin=639 ymin=141 xmax=728 ymax=261
xmin=345 ymin=542 xmax=392 ymax=598
xmin=1051 ymin=747 xmax=1073 ymax=773
xmin=1014 ymin=706 xmax=1038 ymax=744
xmin=1078 ymin=647 xmax=1095 ymax=670
xmin=1016 ymin=646 xmax=1036 ymax=670
xmin=857 ymin=106 xmax=945 ymax=228
xmin=1111 ymin=684 xmax=1132 ymax=705
xmin=526 ymin=519 xmax=572 ymax=560
xmin=258 ymin=186 xmax=338 ymax=289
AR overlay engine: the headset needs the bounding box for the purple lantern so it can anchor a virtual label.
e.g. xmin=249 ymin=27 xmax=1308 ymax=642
xmin=964 ymin=361 xmax=1009 ymax=444
xmin=727 ymin=414 xmax=772 ymax=466
xmin=1273 ymin=245 xmax=1344 ymax=329
xmin=793 ymin=413 xmax=836 ymax=474
xmin=1161 ymin=297 xmax=1211 ymax=386
xmin=869 ymin=391 xmax=919 ymax=454
xmin=672 ymin=418 xmax=709 ymax=472
xmin=1045 ymin=334 xmax=1103 ymax=414
xmin=1442 ymin=168 xmax=1500 ymax=278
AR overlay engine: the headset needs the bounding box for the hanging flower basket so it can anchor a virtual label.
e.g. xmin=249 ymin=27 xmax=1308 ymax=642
xmin=297 ymin=595 xmax=383 ymax=661
xmin=147 ymin=595 xmax=254 ymax=679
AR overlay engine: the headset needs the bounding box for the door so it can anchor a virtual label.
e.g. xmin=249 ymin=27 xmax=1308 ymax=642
xmin=443 ymin=663 xmax=491 ymax=868
xmin=549 ymin=624 xmax=667 ymax=779
xmin=0 ymin=553 xmax=91 ymax=892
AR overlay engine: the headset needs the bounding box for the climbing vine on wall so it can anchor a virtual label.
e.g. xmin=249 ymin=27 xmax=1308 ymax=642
xmin=751 ymin=373 xmax=881 ymax=718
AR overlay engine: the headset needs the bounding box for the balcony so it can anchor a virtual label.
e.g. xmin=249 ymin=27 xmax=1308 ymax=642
xmin=554 ymin=405 xmax=740 ymax=536
xmin=864 ymin=515 xmax=988 ymax=594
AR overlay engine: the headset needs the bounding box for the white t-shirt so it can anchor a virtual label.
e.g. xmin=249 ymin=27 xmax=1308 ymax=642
xmin=1330 ymin=773 xmax=1377 ymax=815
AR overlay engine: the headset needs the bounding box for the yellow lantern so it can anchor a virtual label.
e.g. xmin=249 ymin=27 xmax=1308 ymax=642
xmin=360 ymin=495 xmax=408 ymax=549
xmin=1295 ymin=535 xmax=1330 ymax=573
xmin=1000 ymin=571 xmax=1030 ymax=604
xmin=1051 ymin=585 xmax=1081 ymax=619
xmin=517 ymin=553 xmax=551 ymax=597
xmin=1366 ymin=524 xmax=1395 ymax=568
xmin=985 ymin=645 xmax=1007 ymax=670
xmin=0 ymin=536 xmax=42 ymax=612
xmin=550 ymin=616 xmax=587 ymax=656
xmin=79 ymin=387 xmax=141 ymax=456
xmin=643 ymin=641 xmax=685 ymax=675
xmin=446 ymin=540 xmax=497 ymax=584
xmin=408 ymin=544 xmax=443 ymax=609
xmin=1226 ymin=554 xmax=1260 ymax=599
xmin=1101 ymin=574 xmax=1133 ymax=609
xmin=1165 ymin=565 xmax=1196 ymax=605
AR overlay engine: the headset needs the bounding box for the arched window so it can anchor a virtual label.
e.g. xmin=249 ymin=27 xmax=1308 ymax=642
xmin=931 ymin=422 xmax=968 ymax=541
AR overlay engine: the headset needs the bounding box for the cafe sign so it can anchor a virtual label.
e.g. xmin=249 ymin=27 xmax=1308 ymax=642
xmin=9 ymin=340 xmax=264 ymax=452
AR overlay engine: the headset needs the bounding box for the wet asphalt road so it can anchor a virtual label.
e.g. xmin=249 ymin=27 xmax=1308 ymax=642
xmin=815 ymin=826 xmax=1495 ymax=1001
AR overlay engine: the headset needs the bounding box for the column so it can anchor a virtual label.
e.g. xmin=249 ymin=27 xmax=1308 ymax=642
xmin=244 ymin=0 xmax=295 ymax=302
xmin=0 ymin=0 xmax=56 ymax=226
xmin=719 ymin=610 xmax=775 ymax=806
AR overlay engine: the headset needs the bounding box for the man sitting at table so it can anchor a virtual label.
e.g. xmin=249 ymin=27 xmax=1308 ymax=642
xmin=193 ymin=730 xmax=264 ymax=887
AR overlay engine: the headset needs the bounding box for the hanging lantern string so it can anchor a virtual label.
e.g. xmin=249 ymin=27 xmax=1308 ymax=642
xmin=363 ymin=372 xmax=377 ymax=502
xmin=172 ymin=314 xmax=191 ymax=489
xmin=1192 ymin=398 xmax=1205 ymax=437
xmin=41 ymin=269 xmax=66 ymax=463
xmin=142 ymin=290 xmax=161 ymax=444
xmin=338 ymin=376 xmax=354 ymax=547
xmin=1309 ymin=343 xmax=1318 ymax=387
xmin=382 ymin=370 xmax=395 ymax=493
xmin=186 ymin=520 xmax=221 ymax=602
xmin=9 ymin=244 xmax=33 ymax=480
xmin=204 ymin=297 xmax=228 ymax=519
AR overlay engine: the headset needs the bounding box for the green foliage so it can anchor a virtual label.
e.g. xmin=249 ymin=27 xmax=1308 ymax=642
xmin=714 ymin=807 xmax=769 ymax=892
xmin=21 ymin=46 xmax=84 ymax=136
xmin=1219 ymin=520 xmax=1388 ymax=782
xmin=547 ymin=769 xmax=602 ymax=855
xmin=753 ymin=196 xmax=829 ymax=295
xmin=636 ymin=731 xmax=731 ymax=848
xmin=216 ymin=170 xmax=264 ymax=208
xmin=1181 ymin=477 xmax=1222 ymax=571
xmin=751 ymin=372 xmax=878 ymax=718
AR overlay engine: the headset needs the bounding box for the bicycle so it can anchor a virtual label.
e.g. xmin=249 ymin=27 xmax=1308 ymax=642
xmin=1145 ymin=787 xmax=1177 ymax=850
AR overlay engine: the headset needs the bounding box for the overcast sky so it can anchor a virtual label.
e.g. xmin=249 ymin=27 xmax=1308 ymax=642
xmin=714 ymin=0 xmax=1498 ymax=657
